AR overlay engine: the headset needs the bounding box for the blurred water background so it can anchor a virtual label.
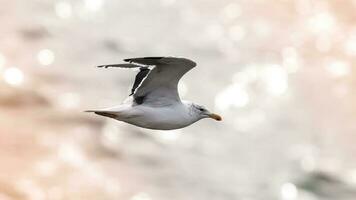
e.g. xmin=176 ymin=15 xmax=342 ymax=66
xmin=1 ymin=0 xmax=356 ymax=199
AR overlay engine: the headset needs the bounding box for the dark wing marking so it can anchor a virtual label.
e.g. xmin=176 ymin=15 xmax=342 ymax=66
xmin=123 ymin=57 xmax=165 ymax=65
xmin=134 ymin=96 xmax=145 ymax=105
xmin=124 ymin=57 xmax=164 ymax=61
xmin=97 ymin=63 xmax=139 ymax=68
xmin=130 ymin=67 xmax=150 ymax=96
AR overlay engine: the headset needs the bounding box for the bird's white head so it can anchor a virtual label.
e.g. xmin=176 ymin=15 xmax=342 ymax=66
xmin=190 ymin=103 xmax=222 ymax=121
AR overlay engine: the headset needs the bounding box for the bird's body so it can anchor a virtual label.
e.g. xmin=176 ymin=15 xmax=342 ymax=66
xmin=87 ymin=57 xmax=221 ymax=130
xmin=104 ymin=99 xmax=197 ymax=130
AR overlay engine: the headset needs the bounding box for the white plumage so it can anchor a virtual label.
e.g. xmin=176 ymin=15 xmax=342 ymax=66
xmin=86 ymin=57 xmax=222 ymax=130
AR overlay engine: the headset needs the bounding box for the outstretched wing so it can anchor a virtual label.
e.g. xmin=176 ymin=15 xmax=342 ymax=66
xmin=126 ymin=57 xmax=196 ymax=106
xmin=97 ymin=57 xmax=196 ymax=106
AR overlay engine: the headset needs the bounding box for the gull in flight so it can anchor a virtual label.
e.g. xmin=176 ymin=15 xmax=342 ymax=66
xmin=86 ymin=57 xmax=222 ymax=130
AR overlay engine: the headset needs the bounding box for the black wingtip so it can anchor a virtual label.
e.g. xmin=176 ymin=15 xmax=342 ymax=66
xmin=97 ymin=65 xmax=110 ymax=68
xmin=94 ymin=111 xmax=118 ymax=118
xmin=124 ymin=57 xmax=164 ymax=62
xmin=143 ymin=57 xmax=164 ymax=59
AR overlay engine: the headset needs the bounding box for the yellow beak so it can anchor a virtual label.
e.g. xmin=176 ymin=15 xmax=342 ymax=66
xmin=208 ymin=113 xmax=222 ymax=121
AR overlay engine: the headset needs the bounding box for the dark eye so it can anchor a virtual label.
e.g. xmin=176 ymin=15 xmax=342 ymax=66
xmin=199 ymin=108 xmax=204 ymax=111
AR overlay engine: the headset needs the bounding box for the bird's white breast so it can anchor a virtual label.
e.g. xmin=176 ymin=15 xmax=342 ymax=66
xmin=121 ymin=103 xmax=197 ymax=130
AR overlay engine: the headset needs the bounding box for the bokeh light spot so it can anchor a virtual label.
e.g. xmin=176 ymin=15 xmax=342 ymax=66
xmin=131 ymin=192 xmax=151 ymax=200
xmin=57 ymin=92 xmax=81 ymax=109
xmin=282 ymin=47 xmax=299 ymax=73
xmin=84 ymin=0 xmax=103 ymax=12
xmin=58 ymin=143 xmax=86 ymax=167
xmin=301 ymin=155 xmax=316 ymax=172
xmin=55 ymin=1 xmax=72 ymax=19
xmin=309 ymin=12 xmax=336 ymax=34
xmin=262 ymin=65 xmax=288 ymax=96
xmin=221 ymin=3 xmax=241 ymax=21
xmin=228 ymin=25 xmax=246 ymax=41
xmin=215 ymin=83 xmax=249 ymax=111
xmin=38 ymin=49 xmax=55 ymax=66
xmin=326 ymin=60 xmax=351 ymax=78
xmin=280 ymin=182 xmax=298 ymax=200
xmin=344 ymin=36 xmax=356 ymax=56
xmin=3 ymin=67 xmax=24 ymax=86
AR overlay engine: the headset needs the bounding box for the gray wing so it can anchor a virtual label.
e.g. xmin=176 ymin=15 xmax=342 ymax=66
xmin=98 ymin=57 xmax=196 ymax=106
xmin=126 ymin=57 xmax=196 ymax=106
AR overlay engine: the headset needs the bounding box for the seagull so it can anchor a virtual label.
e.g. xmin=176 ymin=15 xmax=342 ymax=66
xmin=86 ymin=57 xmax=222 ymax=130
